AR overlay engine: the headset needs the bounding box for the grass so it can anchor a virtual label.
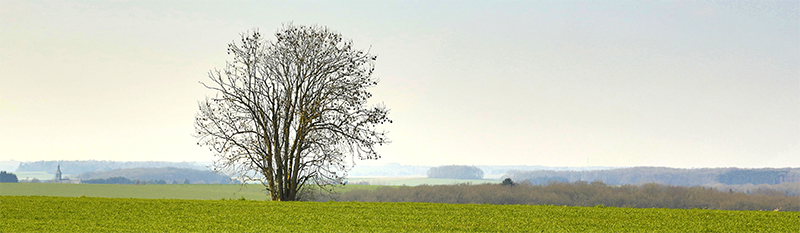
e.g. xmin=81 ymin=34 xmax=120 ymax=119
xmin=2 ymin=196 xmax=798 ymax=232
xmin=0 ymin=183 xmax=377 ymax=200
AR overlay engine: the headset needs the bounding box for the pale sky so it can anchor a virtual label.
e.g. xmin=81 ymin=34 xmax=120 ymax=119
xmin=1 ymin=0 xmax=798 ymax=168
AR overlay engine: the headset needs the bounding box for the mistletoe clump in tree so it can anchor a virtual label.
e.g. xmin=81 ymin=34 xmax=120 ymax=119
xmin=195 ymin=24 xmax=390 ymax=201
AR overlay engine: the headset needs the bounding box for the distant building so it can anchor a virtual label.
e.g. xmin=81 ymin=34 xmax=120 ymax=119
xmin=55 ymin=165 xmax=63 ymax=181
xmin=54 ymin=165 xmax=73 ymax=183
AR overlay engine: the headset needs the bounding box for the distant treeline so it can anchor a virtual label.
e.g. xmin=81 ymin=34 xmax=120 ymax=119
xmin=316 ymin=182 xmax=800 ymax=211
xmin=478 ymin=165 xmax=616 ymax=177
xmin=16 ymin=160 xmax=207 ymax=174
xmin=81 ymin=176 xmax=137 ymax=184
xmin=77 ymin=167 xmax=236 ymax=184
xmin=507 ymin=167 xmax=800 ymax=187
xmin=348 ymin=164 xmax=615 ymax=177
xmin=81 ymin=176 xmax=194 ymax=185
xmin=716 ymin=169 xmax=792 ymax=185
xmin=427 ymin=165 xmax=484 ymax=179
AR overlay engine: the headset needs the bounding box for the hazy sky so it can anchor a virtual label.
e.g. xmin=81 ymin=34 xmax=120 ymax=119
xmin=1 ymin=1 xmax=798 ymax=168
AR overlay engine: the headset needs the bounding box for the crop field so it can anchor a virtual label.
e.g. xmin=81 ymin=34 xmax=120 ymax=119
xmin=0 ymin=183 xmax=383 ymax=200
xmin=2 ymin=196 xmax=797 ymax=232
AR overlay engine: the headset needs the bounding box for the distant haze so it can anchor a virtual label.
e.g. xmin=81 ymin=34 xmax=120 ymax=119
xmin=1 ymin=1 xmax=797 ymax=168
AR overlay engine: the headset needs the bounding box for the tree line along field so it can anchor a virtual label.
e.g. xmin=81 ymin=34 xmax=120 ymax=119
xmin=2 ymin=196 xmax=797 ymax=232
xmin=323 ymin=182 xmax=800 ymax=211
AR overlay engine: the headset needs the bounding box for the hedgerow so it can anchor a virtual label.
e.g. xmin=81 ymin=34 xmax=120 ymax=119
xmin=318 ymin=182 xmax=800 ymax=211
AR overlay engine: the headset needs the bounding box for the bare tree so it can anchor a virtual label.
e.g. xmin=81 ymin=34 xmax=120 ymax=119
xmin=195 ymin=24 xmax=390 ymax=201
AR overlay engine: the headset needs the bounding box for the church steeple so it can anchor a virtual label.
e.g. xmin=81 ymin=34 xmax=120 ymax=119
xmin=55 ymin=165 xmax=62 ymax=182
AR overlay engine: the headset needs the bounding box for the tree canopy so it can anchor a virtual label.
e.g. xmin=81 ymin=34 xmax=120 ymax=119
xmin=0 ymin=171 xmax=18 ymax=183
xmin=195 ymin=24 xmax=390 ymax=201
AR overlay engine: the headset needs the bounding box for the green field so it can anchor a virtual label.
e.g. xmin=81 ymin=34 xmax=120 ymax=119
xmin=2 ymin=196 xmax=797 ymax=232
xmin=0 ymin=180 xmax=480 ymax=200
xmin=0 ymin=183 xmax=380 ymax=200
xmin=1 ymin=183 xmax=268 ymax=200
